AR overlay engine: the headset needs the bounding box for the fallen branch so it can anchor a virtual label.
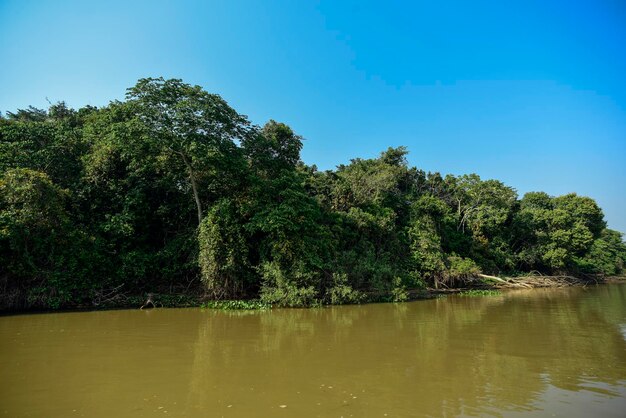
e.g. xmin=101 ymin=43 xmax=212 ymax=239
xmin=478 ymin=274 xmax=508 ymax=284
xmin=93 ymin=284 xmax=127 ymax=306
xmin=478 ymin=274 xmax=532 ymax=288
xmin=140 ymin=293 xmax=155 ymax=310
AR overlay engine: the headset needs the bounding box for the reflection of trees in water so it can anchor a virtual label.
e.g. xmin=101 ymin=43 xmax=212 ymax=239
xmin=186 ymin=285 xmax=626 ymax=417
xmin=185 ymin=306 xmax=375 ymax=416
xmin=487 ymin=285 xmax=626 ymax=393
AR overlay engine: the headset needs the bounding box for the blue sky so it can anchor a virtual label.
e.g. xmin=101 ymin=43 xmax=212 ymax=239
xmin=1 ymin=0 xmax=625 ymax=232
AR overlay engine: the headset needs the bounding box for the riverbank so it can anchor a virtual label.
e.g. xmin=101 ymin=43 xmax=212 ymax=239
xmin=103 ymin=275 xmax=595 ymax=309
xmin=423 ymin=274 xmax=626 ymax=295
xmin=419 ymin=275 xmax=626 ymax=299
xmin=3 ymin=274 xmax=624 ymax=315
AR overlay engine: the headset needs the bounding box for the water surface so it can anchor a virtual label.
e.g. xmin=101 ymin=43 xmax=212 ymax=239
xmin=1 ymin=284 xmax=626 ymax=417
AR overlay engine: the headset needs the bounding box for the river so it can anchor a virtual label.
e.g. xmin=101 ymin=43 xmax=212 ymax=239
xmin=1 ymin=284 xmax=625 ymax=417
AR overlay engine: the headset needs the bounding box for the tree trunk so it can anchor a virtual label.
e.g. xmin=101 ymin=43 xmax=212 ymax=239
xmin=180 ymin=153 xmax=203 ymax=225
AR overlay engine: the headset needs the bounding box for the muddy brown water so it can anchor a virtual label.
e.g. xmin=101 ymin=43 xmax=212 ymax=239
xmin=1 ymin=284 xmax=626 ymax=417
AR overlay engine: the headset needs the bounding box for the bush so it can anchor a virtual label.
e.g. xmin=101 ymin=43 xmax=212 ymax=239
xmin=198 ymin=199 xmax=251 ymax=299
xmin=203 ymin=299 xmax=271 ymax=310
xmin=445 ymin=255 xmax=481 ymax=281
xmin=391 ymin=277 xmax=409 ymax=302
xmin=325 ymin=273 xmax=365 ymax=305
xmin=259 ymin=262 xmax=320 ymax=307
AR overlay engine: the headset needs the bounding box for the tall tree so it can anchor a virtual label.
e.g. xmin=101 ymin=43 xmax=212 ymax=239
xmin=126 ymin=77 xmax=251 ymax=225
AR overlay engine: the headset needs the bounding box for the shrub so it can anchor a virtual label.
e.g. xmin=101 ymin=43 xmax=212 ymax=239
xmin=325 ymin=273 xmax=365 ymax=305
xmin=259 ymin=262 xmax=320 ymax=307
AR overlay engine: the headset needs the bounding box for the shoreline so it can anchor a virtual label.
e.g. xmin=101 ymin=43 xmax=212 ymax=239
xmin=424 ymin=274 xmax=626 ymax=295
xmin=2 ymin=275 xmax=624 ymax=316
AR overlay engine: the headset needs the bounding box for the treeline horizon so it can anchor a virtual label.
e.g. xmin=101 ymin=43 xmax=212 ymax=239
xmin=1 ymin=77 xmax=625 ymax=309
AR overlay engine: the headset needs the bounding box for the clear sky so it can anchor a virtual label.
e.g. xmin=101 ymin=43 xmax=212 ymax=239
xmin=1 ymin=0 xmax=625 ymax=232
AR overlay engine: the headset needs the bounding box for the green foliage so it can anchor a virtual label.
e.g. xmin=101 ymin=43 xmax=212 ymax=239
xmin=0 ymin=103 xmax=88 ymax=189
xmin=453 ymin=174 xmax=517 ymax=238
xmin=242 ymin=120 xmax=302 ymax=176
xmin=259 ymin=261 xmax=320 ymax=307
xmin=0 ymin=168 xmax=100 ymax=308
xmin=513 ymin=192 xmax=606 ymax=273
xmin=126 ymin=77 xmax=251 ymax=225
xmin=408 ymin=216 xmax=446 ymax=283
xmin=325 ymin=273 xmax=365 ymax=305
xmin=1 ymin=77 xmax=624 ymax=310
xmin=390 ymin=276 xmax=409 ymax=303
xmin=331 ymin=146 xmax=409 ymax=210
xmin=575 ymin=229 xmax=626 ymax=276
xmin=198 ymin=199 xmax=251 ymax=298
xmin=458 ymin=290 xmax=502 ymax=297
xmin=0 ymin=168 xmax=69 ymax=233
xmin=202 ymin=299 xmax=271 ymax=310
xmin=445 ymin=255 xmax=481 ymax=282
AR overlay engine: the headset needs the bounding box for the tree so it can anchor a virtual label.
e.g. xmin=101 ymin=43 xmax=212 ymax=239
xmin=331 ymin=147 xmax=409 ymax=211
xmin=439 ymin=174 xmax=516 ymax=271
xmin=1 ymin=77 xmax=623 ymax=309
xmin=0 ymin=103 xmax=89 ymax=189
xmin=451 ymin=174 xmax=517 ymax=237
xmin=198 ymin=198 xmax=251 ymax=298
xmin=0 ymin=169 xmax=70 ymax=306
xmin=576 ymin=229 xmax=626 ymax=276
xmin=126 ymin=77 xmax=251 ymax=225
xmin=242 ymin=120 xmax=303 ymax=177
xmin=513 ymin=192 xmax=606 ymax=272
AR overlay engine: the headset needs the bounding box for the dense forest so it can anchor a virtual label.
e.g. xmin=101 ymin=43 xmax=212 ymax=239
xmin=1 ymin=78 xmax=625 ymax=310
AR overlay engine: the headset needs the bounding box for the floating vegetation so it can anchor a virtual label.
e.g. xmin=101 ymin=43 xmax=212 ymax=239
xmin=202 ymin=299 xmax=271 ymax=310
xmin=458 ymin=289 xmax=502 ymax=297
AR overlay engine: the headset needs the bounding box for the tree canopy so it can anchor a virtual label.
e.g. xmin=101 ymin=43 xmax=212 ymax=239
xmin=1 ymin=78 xmax=624 ymax=309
